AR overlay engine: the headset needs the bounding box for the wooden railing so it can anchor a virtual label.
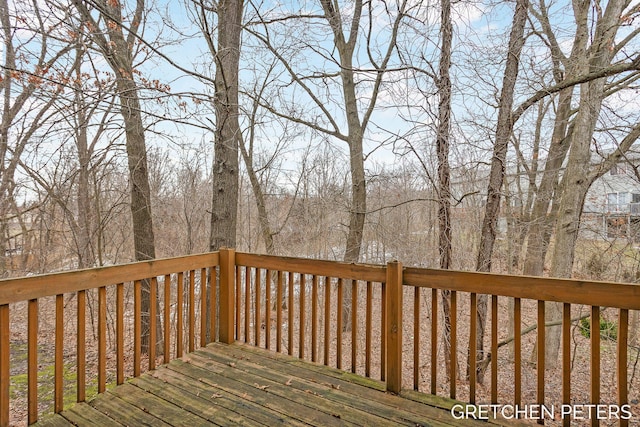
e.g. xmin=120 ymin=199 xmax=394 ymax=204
xmin=1 ymin=248 xmax=639 ymax=426
xmin=0 ymin=252 xmax=221 ymax=426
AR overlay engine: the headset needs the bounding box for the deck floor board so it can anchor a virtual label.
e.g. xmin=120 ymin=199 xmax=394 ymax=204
xmin=33 ymin=343 xmax=529 ymax=426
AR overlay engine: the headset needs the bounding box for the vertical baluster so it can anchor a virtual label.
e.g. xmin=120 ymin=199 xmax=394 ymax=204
xmin=98 ymin=286 xmax=107 ymax=391
xmin=562 ymin=303 xmax=571 ymax=427
xmin=210 ymin=268 xmax=217 ymax=344
xmin=414 ymin=287 xmax=420 ymax=391
xmin=117 ymin=283 xmax=124 ymax=384
xmin=312 ymin=275 xmax=318 ymax=362
xmin=470 ymin=293 xmax=477 ymax=404
xmin=149 ymin=278 xmax=157 ymax=369
xmin=431 ymin=288 xmax=438 ymax=395
xmin=134 ymin=281 xmax=142 ymax=377
xmin=255 ymin=268 xmax=261 ymax=347
xmin=337 ymin=278 xmax=343 ymax=369
xmin=28 ymin=299 xmax=38 ymax=423
xmin=324 ymin=276 xmax=331 ymax=366
xmin=590 ymin=305 xmax=600 ymax=427
xmin=189 ymin=270 xmax=195 ymax=352
xmin=617 ymin=308 xmax=629 ymax=427
xmin=245 ymin=267 xmax=251 ymax=344
xmin=0 ymin=304 xmax=9 ymax=427
xmin=201 ymin=268 xmax=207 ymax=348
xmin=351 ymin=279 xmax=357 ymax=374
xmin=76 ymin=292 xmax=85 ymax=403
xmin=492 ymin=295 xmax=498 ymax=404
xmin=365 ymin=281 xmax=372 ymax=378
xmin=299 ymin=274 xmax=306 ymax=359
xmin=381 ymin=282 xmax=386 ymax=381
xmin=164 ymin=275 xmax=171 ymax=364
xmin=265 ymin=270 xmax=272 ymax=350
xmin=176 ymin=272 xmax=184 ymax=358
xmin=288 ymin=272 xmax=294 ymax=356
xmin=236 ymin=266 xmax=241 ymax=341
xmin=514 ymin=297 xmax=522 ymax=411
xmin=277 ymin=271 xmax=283 ymax=353
xmin=450 ymin=290 xmax=457 ymax=400
xmin=55 ymin=294 xmax=64 ymax=413
xmin=537 ymin=300 xmax=545 ymax=425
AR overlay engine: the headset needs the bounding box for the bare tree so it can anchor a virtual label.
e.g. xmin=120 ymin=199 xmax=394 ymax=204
xmin=0 ymin=0 xmax=74 ymax=277
xmin=474 ymin=0 xmax=529 ymax=382
xmin=436 ymin=0 xmax=454 ymax=380
xmin=72 ymin=0 xmax=160 ymax=353
xmin=204 ymin=0 xmax=245 ymax=251
xmin=245 ymin=0 xmax=410 ymax=330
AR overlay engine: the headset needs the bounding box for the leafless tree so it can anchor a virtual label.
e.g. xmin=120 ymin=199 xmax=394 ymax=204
xmin=0 ymin=0 xmax=74 ymax=277
xmin=474 ymin=0 xmax=529 ymax=382
xmin=72 ymin=0 xmax=161 ymax=353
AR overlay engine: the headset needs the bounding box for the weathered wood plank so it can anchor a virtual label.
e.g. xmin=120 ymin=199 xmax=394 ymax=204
xmin=131 ymin=373 xmax=265 ymax=426
xmin=211 ymin=343 xmax=477 ymax=427
xmin=90 ymin=392 xmax=172 ymax=427
xmin=61 ymin=402 xmax=127 ymax=426
xmin=168 ymin=357 xmax=359 ymax=426
xmin=187 ymin=350 xmax=403 ymax=427
xmin=108 ymin=382 xmax=214 ymax=426
xmin=31 ymin=413 xmax=73 ymax=426
xmin=43 ymin=342 xmax=535 ymax=427
xmin=148 ymin=367 xmax=303 ymax=426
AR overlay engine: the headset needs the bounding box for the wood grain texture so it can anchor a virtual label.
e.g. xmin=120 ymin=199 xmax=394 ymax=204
xmin=404 ymin=267 xmax=640 ymax=310
xmin=37 ymin=342 xmax=520 ymax=427
xmin=0 ymin=252 xmax=220 ymax=305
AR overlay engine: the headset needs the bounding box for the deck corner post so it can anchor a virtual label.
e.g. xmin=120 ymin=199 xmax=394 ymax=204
xmin=219 ymin=248 xmax=236 ymax=344
xmin=386 ymin=260 xmax=403 ymax=394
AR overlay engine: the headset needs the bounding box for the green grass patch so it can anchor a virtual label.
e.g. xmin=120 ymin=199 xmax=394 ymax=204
xmin=10 ymin=361 xmax=104 ymax=415
xmin=579 ymin=316 xmax=618 ymax=341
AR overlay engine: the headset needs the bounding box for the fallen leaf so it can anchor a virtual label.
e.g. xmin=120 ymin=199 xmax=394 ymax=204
xmin=228 ymin=362 xmax=236 ymax=368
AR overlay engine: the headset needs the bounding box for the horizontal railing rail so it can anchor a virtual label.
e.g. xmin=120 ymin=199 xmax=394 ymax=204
xmin=403 ymin=267 xmax=640 ymax=310
xmin=1 ymin=248 xmax=638 ymax=426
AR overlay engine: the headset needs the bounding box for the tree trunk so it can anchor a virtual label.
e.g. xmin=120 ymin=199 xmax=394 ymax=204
xmin=72 ymin=0 xmax=161 ymax=354
xmin=319 ymin=0 xmax=366 ymax=332
xmin=546 ymin=0 xmax=630 ymax=367
xmin=474 ymin=0 xmax=529 ymax=383
xmin=209 ymin=0 xmax=244 ymax=252
xmin=73 ymin=46 xmax=96 ymax=269
xmin=239 ymin=135 xmax=275 ymax=255
xmin=436 ymin=0 xmax=454 ymax=380
xmin=522 ymin=90 xmax=573 ymax=277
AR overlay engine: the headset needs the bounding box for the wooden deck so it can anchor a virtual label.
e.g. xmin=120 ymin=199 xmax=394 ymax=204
xmin=31 ymin=342 xmax=520 ymax=427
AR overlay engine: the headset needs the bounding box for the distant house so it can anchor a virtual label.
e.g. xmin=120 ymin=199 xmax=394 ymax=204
xmin=462 ymin=148 xmax=640 ymax=243
xmin=584 ymin=153 xmax=640 ymax=242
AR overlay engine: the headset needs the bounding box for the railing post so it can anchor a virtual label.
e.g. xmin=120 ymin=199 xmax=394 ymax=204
xmin=386 ymin=260 xmax=403 ymax=394
xmin=1 ymin=304 xmax=9 ymax=427
xmin=219 ymin=248 xmax=236 ymax=344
